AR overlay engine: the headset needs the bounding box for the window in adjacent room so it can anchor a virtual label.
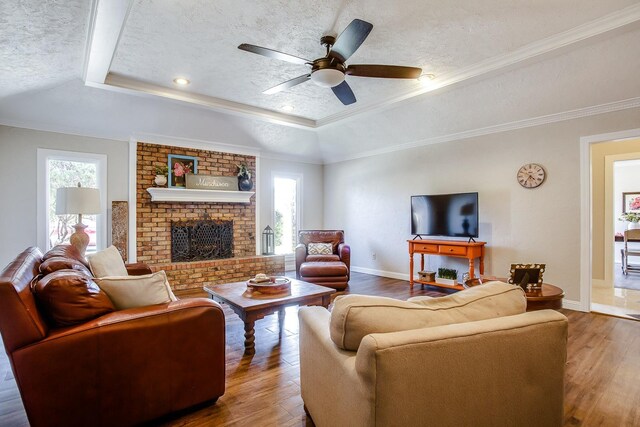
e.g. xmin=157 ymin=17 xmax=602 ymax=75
xmin=37 ymin=149 xmax=107 ymax=254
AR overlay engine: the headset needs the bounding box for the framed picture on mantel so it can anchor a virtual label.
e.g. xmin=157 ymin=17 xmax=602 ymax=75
xmin=168 ymin=154 xmax=198 ymax=188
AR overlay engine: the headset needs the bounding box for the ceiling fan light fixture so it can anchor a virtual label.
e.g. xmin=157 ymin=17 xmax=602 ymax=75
xmin=418 ymin=73 xmax=436 ymax=82
xmin=281 ymin=105 xmax=295 ymax=112
xmin=310 ymin=68 xmax=345 ymax=88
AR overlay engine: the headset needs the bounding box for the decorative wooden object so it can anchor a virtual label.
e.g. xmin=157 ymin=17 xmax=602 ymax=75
xmin=246 ymin=277 xmax=291 ymax=295
xmin=111 ymin=201 xmax=128 ymax=261
xmin=204 ymin=279 xmax=335 ymax=355
xmin=408 ymin=239 xmax=486 ymax=290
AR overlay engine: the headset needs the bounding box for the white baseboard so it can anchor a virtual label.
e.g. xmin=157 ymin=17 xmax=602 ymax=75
xmin=561 ymin=299 xmax=585 ymax=312
xmin=351 ymin=266 xmax=410 ymax=281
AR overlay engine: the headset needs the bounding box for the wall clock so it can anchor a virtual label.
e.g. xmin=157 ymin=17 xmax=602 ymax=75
xmin=517 ymin=163 xmax=546 ymax=188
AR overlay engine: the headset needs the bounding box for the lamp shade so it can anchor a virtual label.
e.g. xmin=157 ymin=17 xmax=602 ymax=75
xmin=55 ymin=187 xmax=101 ymax=215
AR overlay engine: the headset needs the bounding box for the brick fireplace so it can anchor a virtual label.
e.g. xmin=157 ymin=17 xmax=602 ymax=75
xmin=136 ymin=142 xmax=284 ymax=290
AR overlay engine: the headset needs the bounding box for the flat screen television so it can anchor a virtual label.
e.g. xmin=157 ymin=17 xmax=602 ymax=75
xmin=411 ymin=192 xmax=479 ymax=238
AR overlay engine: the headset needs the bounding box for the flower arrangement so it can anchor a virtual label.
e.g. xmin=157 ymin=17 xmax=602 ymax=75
xmin=619 ymin=212 xmax=640 ymax=223
xmin=237 ymin=163 xmax=251 ymax=179
xmin=173 ymin=161 xmax=193 ymax=177
xmin=154 ymin=165 xmax=168 ymax=176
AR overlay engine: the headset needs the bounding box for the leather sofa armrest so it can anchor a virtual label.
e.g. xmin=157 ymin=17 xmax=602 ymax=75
xmin=125 ymin=262 xmax=153 ymax=276
xmin=12 ymin=298 xmax=226 ymax=427
xmin=338 ymin=243 xmax=351 ymax=279
xmin=295 ymin=243 xmax=307 ymax=279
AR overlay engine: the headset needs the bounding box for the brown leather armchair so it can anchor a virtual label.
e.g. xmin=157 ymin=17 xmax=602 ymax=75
xmin=0 ymin=247 xmax=226 ymax=427
xmin=295 ymin=230 xmax=350 ymax=290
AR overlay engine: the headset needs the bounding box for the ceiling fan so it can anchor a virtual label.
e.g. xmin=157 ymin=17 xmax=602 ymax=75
xmin=238 ymin=19 xmax=422 ymax=106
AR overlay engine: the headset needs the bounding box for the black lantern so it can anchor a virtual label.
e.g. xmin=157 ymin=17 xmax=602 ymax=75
xmin=262 ymin=225 xmax=275 ymax=255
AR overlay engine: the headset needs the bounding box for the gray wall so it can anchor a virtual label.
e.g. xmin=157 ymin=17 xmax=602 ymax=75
xmin=323 ymin=108 xmax=640 ymax=303
xmin=0 ymin=126 xmax=129 ymax=266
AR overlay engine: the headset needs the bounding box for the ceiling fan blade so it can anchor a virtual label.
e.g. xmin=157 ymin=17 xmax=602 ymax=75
xmin=346 ymin=64 xmax=422 ymax=79
xmin=238 ymin=44 xmax=310 ymax=65
xmin=331 ymin=81 xmax=356 ymax=105
xmin=329 ymin=19 xmax=373 ymax=63
xmin=263 ymin=74 xmax=311 ymax=95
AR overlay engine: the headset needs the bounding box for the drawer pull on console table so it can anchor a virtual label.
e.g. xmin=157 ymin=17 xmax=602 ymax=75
xmin=408 ymin=239 xmax=486 ymax=290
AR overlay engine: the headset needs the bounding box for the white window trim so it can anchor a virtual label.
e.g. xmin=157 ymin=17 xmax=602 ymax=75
xmin=36 ymin=149 xmax=108 ymax=253
xmin=271 ymin=172 xmax=303 ymax=270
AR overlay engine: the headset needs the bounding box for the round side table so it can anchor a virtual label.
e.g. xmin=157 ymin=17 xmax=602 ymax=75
xmin=469 ymin=278 xmax=565 ymax=311
xmin=524 ymin=283 xmax=565 ymax=311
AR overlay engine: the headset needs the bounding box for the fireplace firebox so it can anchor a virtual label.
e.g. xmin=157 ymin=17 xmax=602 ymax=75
xmin=171 ymin=220 xmax=233 ymax=262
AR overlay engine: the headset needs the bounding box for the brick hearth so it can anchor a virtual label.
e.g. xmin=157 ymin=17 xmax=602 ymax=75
xmin=136 ymin=142 xmax=284 ymax=290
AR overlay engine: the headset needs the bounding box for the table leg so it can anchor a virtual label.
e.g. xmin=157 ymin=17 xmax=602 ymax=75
xmin=469 ymin=258 xmax=475 ymax=278
xmin=409 ymin=252 xmax=414 ymax=289
xmin=480 ymin=249 xmax=485 ymax=275
xmin=278 ymin=308 xmax=285 ymax=333
xmin=420 ymin=254 xmax=424 ymax=271
xmin=243 ymin=320 xmax=256 ymax=355
xmin=322 ymin=295 xmax=331 ymax=308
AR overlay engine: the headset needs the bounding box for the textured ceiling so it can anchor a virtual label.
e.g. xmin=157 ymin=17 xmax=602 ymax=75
xmin=0 ymin=0 xmax=639 ymax=164
xmin=109 ymin=0 xmax=638 ymax=120
xmin=0 ymin=0 xmax=89 ymax=98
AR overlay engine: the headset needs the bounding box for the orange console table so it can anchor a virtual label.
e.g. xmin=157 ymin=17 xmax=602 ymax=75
xmin=408 ymin=239 xmax=486 ymax=290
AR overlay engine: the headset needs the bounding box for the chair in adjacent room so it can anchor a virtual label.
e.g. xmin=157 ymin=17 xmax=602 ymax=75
xmin=621 ymin=229 xmax=640 ymax=275
xmin=295 ymin=230 xmax=350 ymax=290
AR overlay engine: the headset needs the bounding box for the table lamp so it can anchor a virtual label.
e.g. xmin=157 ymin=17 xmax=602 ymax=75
xmin=55 ymin=183 xmax=101 ymax=257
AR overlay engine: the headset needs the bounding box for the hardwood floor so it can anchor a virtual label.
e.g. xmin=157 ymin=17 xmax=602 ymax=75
xmin=1 ymin=272 xmax=639 ymax=426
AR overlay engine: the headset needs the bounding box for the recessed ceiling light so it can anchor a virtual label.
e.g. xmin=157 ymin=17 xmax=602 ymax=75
xmin=282 ymin=105 xmax=295 ymax=112
xmin=173 ymin=77 xmax=190 ymax=85
xmin=418 ymin=73 xmax=436 ymax=82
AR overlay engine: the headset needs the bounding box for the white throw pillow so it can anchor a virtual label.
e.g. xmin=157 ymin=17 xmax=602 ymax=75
xmin=94 ymin=270 xmax=178 ymax=310
xmin=308 ymin=242 xmax=333 ymax=255
xmin=87 ymin=245 xmax=128 ymax=278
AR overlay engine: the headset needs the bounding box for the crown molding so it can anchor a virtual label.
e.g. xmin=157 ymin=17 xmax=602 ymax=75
xmin=324 ymin=97 xmax=640 ymax=164
xmin=102 ymin=73 xmax=317 ymax=129
xmin=0 ymin=117 xmax=130 ymax=142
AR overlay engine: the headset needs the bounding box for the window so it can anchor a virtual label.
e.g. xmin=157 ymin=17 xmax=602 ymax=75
xmin=272 ymin=174 xmax=302 ymax=257
xmin=37 ymin=149 xmax=107 ymax=254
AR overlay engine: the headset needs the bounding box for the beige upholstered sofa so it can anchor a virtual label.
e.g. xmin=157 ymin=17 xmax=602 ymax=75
xmin=298 ymin=282 xmax=568 ymax=427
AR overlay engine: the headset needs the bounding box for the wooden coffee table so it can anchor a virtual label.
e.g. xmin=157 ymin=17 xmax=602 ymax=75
xmin=204 ymin=279 xmax=335 ymax=355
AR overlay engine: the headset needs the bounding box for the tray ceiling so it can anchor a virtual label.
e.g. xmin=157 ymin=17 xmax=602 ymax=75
xmin=102 ymin=0 xmax=639 ymax=124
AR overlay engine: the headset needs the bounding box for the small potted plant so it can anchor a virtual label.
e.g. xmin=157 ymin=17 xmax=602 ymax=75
xmin=154 ymin=165 xmax=169 ymax=187
xmin=435 ymin=267 xmax=458 ymax=286
xmin=237 ymin=162 xmax=253 ymax=191
xmin=619 ymin=212 xmax=640 ymax=229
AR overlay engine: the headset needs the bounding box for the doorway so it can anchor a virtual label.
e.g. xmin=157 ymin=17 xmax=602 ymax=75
xmin=589 ymin=141 xmax=640 ymax=320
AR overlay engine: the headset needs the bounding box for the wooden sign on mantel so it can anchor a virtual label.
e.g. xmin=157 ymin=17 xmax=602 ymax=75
xmin=186 ymin=174 xmax=239 ymax=191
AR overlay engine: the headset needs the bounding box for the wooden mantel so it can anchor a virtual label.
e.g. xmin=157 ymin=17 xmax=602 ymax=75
xmin=146 ymin=187 xmax=255 ymax=203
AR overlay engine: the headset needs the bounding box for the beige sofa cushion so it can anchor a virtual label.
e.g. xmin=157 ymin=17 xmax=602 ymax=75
xmin=94 ymin=271 xmax=177 ymax=310
xmin=87 ymin=245 xmax=128 ymax=278
xmin=330 ymin=281 xmax=526 ymax=351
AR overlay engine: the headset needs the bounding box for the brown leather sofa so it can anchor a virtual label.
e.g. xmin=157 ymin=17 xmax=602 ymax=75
xmin=0 ymin=246 xmax=226 ymax=427
xmin=295 ymin=230 xmax=350 ymax=290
